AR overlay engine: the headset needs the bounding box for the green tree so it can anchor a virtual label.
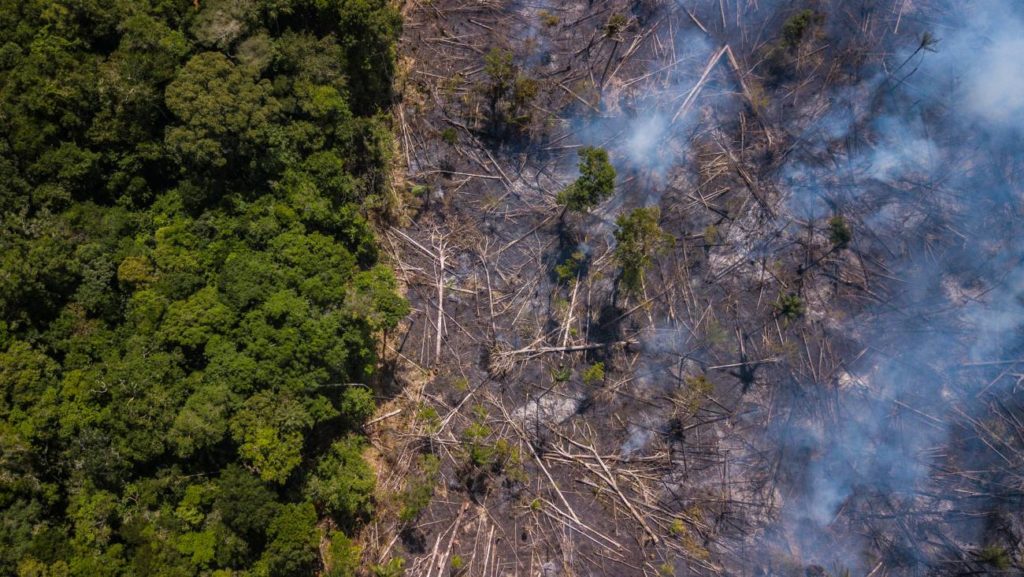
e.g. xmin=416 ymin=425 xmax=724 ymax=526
xmin=158 ymin=286 xmax=235 ymax=348
xmin=325 ymin=531 xmax=361 ymax=577
xmin=168 ymin=383 xmax=235 ymax=457
xmin=774 ymin=293 xmax=804 ymax=321
xmin=557 ymin=147 xmax=616 ymax=212
xmin=164 ymin=51 xmax=281 ymax=181
xmin=213 ymin=465 xmax=281 ymax=541
xmin=828 ymin=215 xmax=852 ymax=248
xmin=332 ymin=0 xmax=402 ymax=115
xmin=483 ymin=48 xmax=515 ymax=121
xmin=613 ymin=207 xmax=673 ymax=296
xmin=480 ymin=47 xmax=538 ymax=137
xmin=230 ymin=392 xmax=317 ymax=484
xmin=339 ymin=386 xmax=376 ymax=428
xmin=782 ymin=9 xmax=820 ymax=48
xmin=257 ymin=502 xmax=319 ymax=577
xmin=307 ymin=435 xmax=375 ymax=525
xmin=348 ymin=265 xmax=411 ymax=332
xmin=0 ymin=340 xmax=57 ymax=416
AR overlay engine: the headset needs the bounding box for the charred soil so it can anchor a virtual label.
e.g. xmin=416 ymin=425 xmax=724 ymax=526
xmin=367 ymin=1 xmax=1024 ymax=576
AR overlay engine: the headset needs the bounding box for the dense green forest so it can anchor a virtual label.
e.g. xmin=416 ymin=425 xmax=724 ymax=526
xmin=0 ymin=1 xmax=406 ymax=575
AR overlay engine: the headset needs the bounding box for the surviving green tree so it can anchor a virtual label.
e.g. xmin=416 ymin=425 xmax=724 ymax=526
xmin=613 ymin=207 xmax=674 ymax=296
xmin=556 ymin=146 xmax=616 ymax=213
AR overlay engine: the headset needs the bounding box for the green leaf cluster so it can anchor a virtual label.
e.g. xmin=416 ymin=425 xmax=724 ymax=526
xmin=557 ymin=146 xmax=616 ymax=213
xmin=828 ymin=215 xmax=852 ymax=249
xmin=774 ymin=293 xmax=805 ymax=321
xmin=613 ymin=207 xmax=674 ymax=296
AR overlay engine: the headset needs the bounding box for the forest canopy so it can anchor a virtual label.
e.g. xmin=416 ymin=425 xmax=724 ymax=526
xmin=0 ymin=1 xmax=405 ymax=575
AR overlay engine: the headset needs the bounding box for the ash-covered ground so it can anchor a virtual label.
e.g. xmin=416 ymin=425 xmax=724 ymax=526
xmin=367 ymin=1 xmax=1024 ymax=575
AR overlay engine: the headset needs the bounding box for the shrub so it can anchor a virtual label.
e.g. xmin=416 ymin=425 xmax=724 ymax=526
xmin=828 ymin=215 xmax=852 ymax=248
xmin=774 ymin=293 xmax=804 ymax=321
xmin=462 ymin=422 xmax=494 ymax=468
xmin=373 ymin=557 xmax=405 ymax=577
xmin=512 ymin=76 xmax=539 ymax=113
xmin=399 ymin=454 xmax=440 ymax=522
xmin=417 ymin=405 xmax=441 ymax=433
xmin=492 ymin=438 xmax=523 ymax=477
xmin=680 ymin=374 xmax=713 ymax=413
xmin=978 ymin=545 xmax=1011 ymax=570
xmin=325 ymin=531 xmax=361 ymax=577
xmin=539 ymin=11 xmax=559 ymax=28
xmin=703 ymin=224 xmax=719 ymax=245
xmin=782 ymin=10 xmax=818 ymax=48
xmin=605 ymin=14 xmax=628 ymax=38
xmin=551 ymin=365 xmax=572 ymax=382
xmin=555 ymin=250 xmax=586 ymax=284
xmin=450 ymin=555 xmax=465 ymax=571
xmin=669 ymin=519 xmax=686 ymax=537
xmin=581 ymin=362 xmax=605 ymax=385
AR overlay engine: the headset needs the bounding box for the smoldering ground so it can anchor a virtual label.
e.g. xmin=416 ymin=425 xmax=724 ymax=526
xmin=753 ymin=0 xmax=1024 ymax=572
xmin=388 ymin=0 xmax=1024 ymax=575
xmin=569 ymin=0 xmax=1024 ymax=571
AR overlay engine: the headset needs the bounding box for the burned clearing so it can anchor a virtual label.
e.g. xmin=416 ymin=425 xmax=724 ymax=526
xmin=366 ymin=1 xmax=1024 ymax=576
